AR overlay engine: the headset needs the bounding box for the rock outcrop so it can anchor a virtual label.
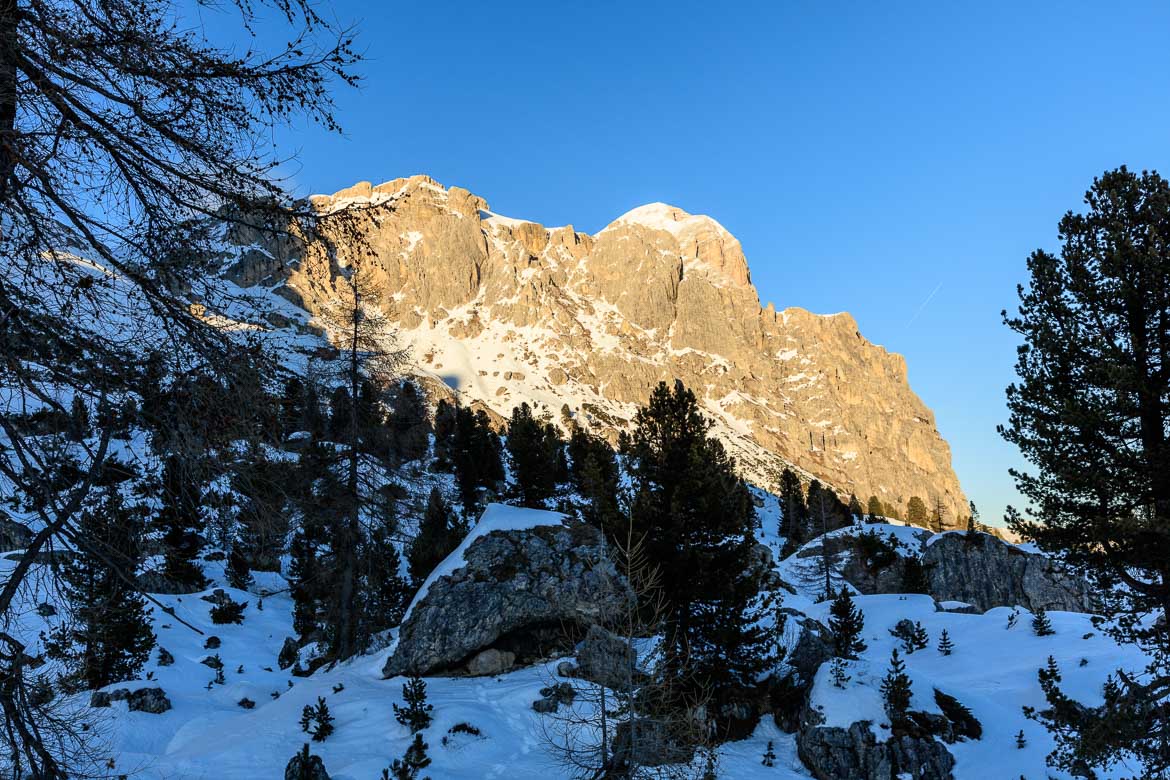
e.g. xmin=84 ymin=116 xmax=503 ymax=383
xmin=797 ymin=711 xmax=955 ymax=780
xmin=382 ymin=509 xmax=625 ymax=678
xmin=229 ymin=175 xmax=968 ymax=526
xmin=923 ymin=532 xmax=1095 ymax=613
xmin=90 ymin=686 xmax=172 ymax=714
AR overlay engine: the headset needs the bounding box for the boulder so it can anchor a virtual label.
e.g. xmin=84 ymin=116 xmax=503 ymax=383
xmin=466 ymin=648 xmax=515 ymax=677
xmin=797 ymin=709 xmax=955 ymax=780
xmin=924 ymin=532 xmax=1095 ymax=613
xmin=575 ymin=624 xmax=638 ymax=691
xmin=771 ymin=611 xmax=833 ymax=733
xmin=532 ymin=682 xmax=576 ymax=713
xmin=383 ymin=510 xmax=625 ymax=677
xmin=91 ymin=686 xmax=171 ymax=714
xmin=278 ymin=637 xmax=299 ymax=670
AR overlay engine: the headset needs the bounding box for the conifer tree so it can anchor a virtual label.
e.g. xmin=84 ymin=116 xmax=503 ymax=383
xmin=848 ymin=494 xmax=864 ymax=524
xmin=566 ymin=424 xmax=622 ymax=536
xmin=156 ymin=454 xmax=208 ymax=588
xmin=449 ymin=405 xmax=505 ymax=516
xmin=622 ymin=381 xmax=776 ymax=726
xmin=300 ymin=697 xmax=335 ymax=741
xmin=830 ymin=657 xmax=851 ymax=689
xmin=68 ymin=395 xmax=90 ymax=442
xmin=280 ymin=376 xmax=307 ymax=437
xmin=49 ymin=487 xmax=155 ymax=691
xmin=938 ymin=629 xmax=954 ymax=656
xmin=394 ymin=676 xmax=434 ymax=734
xmin=1001 ymin=168 xmax=1170 ymax=778
xmin=762 ymin=740 xmax=776 ymax=767
xmin=388 ymin=380 xmax=430 ymax=463
xmin=880 ymin=649 xmax=913 ymax=721
xmin=226 ymin=544 xmax=252 ymax=591
xmin=407 ymin=489 xmax=462 ymax=587
xmin=866 ymin=495 xmax=884 ymax=523
xmin=506 ymin=402 xmax=562 ymax=507
xmin=362 ymin=524 xmax=410 ymax=637
xmin=1031 ymin=608 xmax=1055 ymax=637
xmin=905 ymin=496 xmax=928 ymax=528
xmin=966 ymin=500 xmax=981 ymax=536
xmin=1015 ymin=730 xmax=1027 ymax=749
xmin=387 ymin=733 xmax=432 ymax=780
xmin=778 ymin=468 xmax=808 ymax=556
xmin=828 ymin=587 xmax=867 ymax=659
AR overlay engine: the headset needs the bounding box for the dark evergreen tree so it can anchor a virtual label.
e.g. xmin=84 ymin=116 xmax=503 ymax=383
xmin=388 ymin=380 xmax=431 ymax=463
xmin=1015 ymin=730 xmax=1027 ymax=749
xmin=226 ymin=544 xmax=252 ymax=590
xmin=394 ymin=676 xmax=434 ymax=734
xmin=506 ymin=402 xmax=562 ymax=507
xmin=155 ymin=454 xmax=207 ymax=588
xmin=866 ymin=495 xmax=884 ymax=523
xmin=778 ymin=467 xmax=808 ymax=557
xmin=828 ymin=587 xmax=867 ymax=659
xmin=327 ymin=386 xmax=354 ymax=443
xmin=49 ymin=487 xmax=155 ymax=691
xmin=938 ymin=629 xmax=954 ymax=656
xmin=363 ymin=524 xmax=410 ymax=637
xmin=880 ymin=649 xmax=913 ymax=721
xmin=280 ymin=376 xmax=307 ymax=437
xmin=622 ymin=381 xmax=776 ymax=726
xmin=450 ymin=405 xmax=504 ymax=516
xmin=408 ymin=489 xmax=462 ymax=587
xmin=848 ymin=494 xmax=864 ymax=525
xmin=300 ymin=697 xmax=335 ymax=741
xmin=905 ymin=495 xmax=928 ymax=528
xmin=1031 ymin=608 xmax=1055 ymax=637
xmin=303 ymin=382 xmax=326 ymax=441
xmin=566 ymin=424 xmax=621 ymax=535
xmin=830 ymin=657 xmax=851 ymax=688
xmin=966 ymin=500 xmax=981 ymax=536
xmin=762 ymin=740 xmax=776 ymax=767
xmin=1001 ymin=169 xmax=1170 ymax=779
xmin=387 ymin=733 xmax=432 ymax=780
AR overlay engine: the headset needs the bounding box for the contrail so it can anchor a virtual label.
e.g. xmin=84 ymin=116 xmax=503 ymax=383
xmin=906 ymin=281 xmax=943 ymax=328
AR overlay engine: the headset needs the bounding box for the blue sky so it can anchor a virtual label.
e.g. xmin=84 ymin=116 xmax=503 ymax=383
xmin=209 ymin=1 xmax=1170 ymax=525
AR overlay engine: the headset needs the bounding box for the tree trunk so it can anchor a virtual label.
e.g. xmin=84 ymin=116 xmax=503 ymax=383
xmin=0 ymin=0 xmax=16 ymax=204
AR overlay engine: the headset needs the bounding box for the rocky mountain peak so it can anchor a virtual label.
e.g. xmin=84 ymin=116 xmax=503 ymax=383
xmin=256 ymin=176 xmax=968 ymax=526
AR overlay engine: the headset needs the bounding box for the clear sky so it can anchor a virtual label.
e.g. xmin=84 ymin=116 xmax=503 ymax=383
xmin=210 ymin=1 xmax=1170 ymax=525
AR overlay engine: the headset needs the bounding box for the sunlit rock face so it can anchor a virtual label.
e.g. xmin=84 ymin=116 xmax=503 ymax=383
xmin=253 ymin=175 xmax=967 ymax=526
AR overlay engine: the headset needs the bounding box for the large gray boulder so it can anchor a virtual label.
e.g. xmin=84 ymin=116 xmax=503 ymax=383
xmin=383 ymin=508 xmax=625 ymax=677
xmin=924 ymin=532 xmax=1094 ymax=613
xmin=797 ymin=710 xmax=955 ymax=780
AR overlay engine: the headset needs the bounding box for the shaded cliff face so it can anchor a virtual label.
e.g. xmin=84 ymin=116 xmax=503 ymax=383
xmin=276 ymin=175 xmax=967 ymax=526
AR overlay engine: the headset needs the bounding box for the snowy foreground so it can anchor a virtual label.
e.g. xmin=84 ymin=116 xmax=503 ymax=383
xmin=2 ymin=513 xmax=1150 ymax=780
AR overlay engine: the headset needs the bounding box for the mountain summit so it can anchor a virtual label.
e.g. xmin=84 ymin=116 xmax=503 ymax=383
xmin=246 ymin=174 xmax=966 ymax=524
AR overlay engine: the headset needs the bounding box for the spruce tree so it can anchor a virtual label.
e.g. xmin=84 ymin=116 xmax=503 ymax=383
xmin=450 ymin=405 xmax=504 ymax=515
xmin=1001 ymin=167 xmax=1170 ymax=777
xmin=49 ymin=487 xmax=155 ymax=691
xmin=623 ymin=381 xmax=776 ymax=724
xmin=1015 ymin=730 xmax=1027 ymax=749
xmin=387 ymin=733 xmax=432 ymax=780
xmin=408 ymin=489 xmax=462 ymax=587
xmin=778 ymin=467 xmax=808 ymax=557
xmin=762 ymin=740 xmax=776 ymax=767
xmin=830 ymin=657 xmax=851 ymax=689
xmin=1031 ymin=608 xmax=1055 ymax=637
xmin=866 ymin=495 xmax=884 ymax=523
xmin=300 ymin=697 xmax=334 ymax=741
xmin=280 ymin=376 xmax=307 ymax=437
xmin=361 ymin=523 xmax=410 ymax=638
xmin=506 ymin=402 xmax=561 ymax=507
xmin=828 ymin=587 xmax=867 ymax=659
xmin=155 ymin=454 xmax=207 ymax=588
xmin=880 ymin=649 xmax=913 ymax=721
xmin=566 ymin=424 xmax=621 ymax=536
xmin=905 ymin=496 xmax=928 ymax=528
xmin=393 ymin=675 xmax=434 ymax=734
xmin=966 ymin=500 xmax=981 ymax=536
xmin=848 ymin=494 xmax=864 ymax=524
xmin=938 ymin=629 xmax=954 ymax=656
xmin=226 ymin=544 xmax=252 ymax=590
xmin=388 ymin=379 xmax=430 ymax=463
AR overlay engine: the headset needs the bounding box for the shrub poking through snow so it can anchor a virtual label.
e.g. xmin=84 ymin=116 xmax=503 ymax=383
xmin=393 ymin=675 xmax=433 ymax=734
xmin=830 ymin=657 xmax=851 ymax=689
xmin=300 ymin=697 xmax=334 ymax=742
xmin=880 ymin=649 xmax=913 ymax=720
xmin=1006 ymin=608 xmax=1020 ymax=630
xmin=762 ymin=740 xmax=776 ymax=767
xmin=285 ymin=743 xmax=329 ymax=780
xmin=1015 ymin=729 xmax=1027 ymax=749
xmin=210 ymin=597 xmax=247 ymax=625
xmin=1031 ymin=608 xmax=1055 ymax=636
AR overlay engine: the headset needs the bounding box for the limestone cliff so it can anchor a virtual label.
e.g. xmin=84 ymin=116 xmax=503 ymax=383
xmin=258 ymin=175 xmax=967 ymax=526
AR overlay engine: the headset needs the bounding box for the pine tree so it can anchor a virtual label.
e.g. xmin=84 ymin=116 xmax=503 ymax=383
xmin=280 ymin=376 xmax=306 ymax=437
xmin=930 ymin=497 xmax=946 ymax=533
xmin=848 ymin=494 xmax=864 ymax=524
xmin=1015 ymin=729 xmax=1027 ymax=749
xmin=449 ymin=405 xmax=504 ymax=516
xmin=966 ymin=500 xmax=981 ymax=536
xmin=828 ymin=587 xmax=867 ymax=659
xmin=49 ymin=486 xmax=155 ymax=691
xmin=407 ymin=489 xmax=462 ymax=587
xmin=1032 ymin=608 xmax=1055 ymax=637
xmin=362 ymin=524 xmax=410 ymax=637
xmin=566 ymin=424 xmax=621 ymax=536
xmin=388 ymin=379 xmax=430 ymax=463
xmin=300 ymin=697 xmax=334 ymax=741
xmin=623 ymin=381 xmax=776 ymax=726
xmin=155 ymin=454 xmax=207 ymax=588
xmin=387 ymin=733 xmax=432 ymax=780
xmin=226 ymin=544 xmax=252 ymax=590
xmin=880 ymin=649 xmax=913 ymax=721
xmin=905 ymin=496 xmax=928 ymax=528
xmin=1001 ymin=167 xmax=1170 ymax=778
xmin=938 ymin=629 xmax=954 ymax=656
xmin=761 ymin=740 xmax=776 ymax=767
xmin=866 ymin=495 xmax=884 ymax=523
xmin=288 ymin=527 xmax=322 ymax=642
xmin=778 ymin=468 xmax=808 ymax=557
xmin=506 ymin=402 xmax=562 ymax=507
xmin=393 ymin=675 xmax=434 ymax=734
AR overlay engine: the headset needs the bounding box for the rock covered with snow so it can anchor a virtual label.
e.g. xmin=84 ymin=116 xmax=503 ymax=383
xmin=923 ymin=532 xmax=1095 ymax=613
xmin=382 ymin=504 xmax=626 ymax=678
